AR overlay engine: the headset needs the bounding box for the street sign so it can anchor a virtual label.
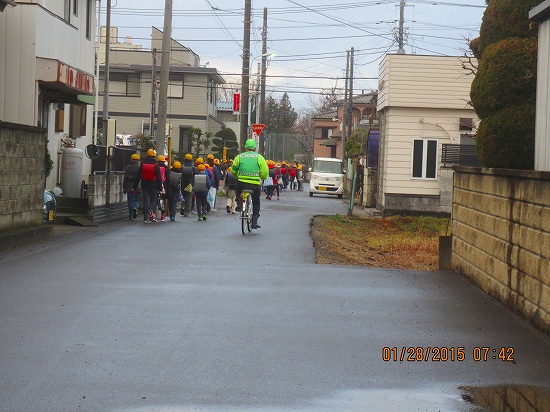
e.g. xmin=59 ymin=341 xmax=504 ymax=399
xmin=251 ymin=124 xmax=265 ymax=136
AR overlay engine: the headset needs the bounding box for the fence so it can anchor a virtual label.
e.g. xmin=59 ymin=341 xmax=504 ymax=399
xmin=441 ymin=144 xmax=479 ymax=167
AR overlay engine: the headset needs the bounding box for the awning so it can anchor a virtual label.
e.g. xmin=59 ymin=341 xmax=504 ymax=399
xmin=319 ymin=138 xmax=338 ymax=147
xmin=36 ymin=57 xmax=94 ymax=102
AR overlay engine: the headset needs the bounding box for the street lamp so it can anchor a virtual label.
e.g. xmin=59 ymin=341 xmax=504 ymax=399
xmin=239 ymin=51 xmax=275 ymax=150
xmin=251 ymin=51 xmax=275 ymax=128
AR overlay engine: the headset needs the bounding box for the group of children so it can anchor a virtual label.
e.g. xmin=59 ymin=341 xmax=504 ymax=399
xmin=123 ymin=150 xmax=306 ymax=223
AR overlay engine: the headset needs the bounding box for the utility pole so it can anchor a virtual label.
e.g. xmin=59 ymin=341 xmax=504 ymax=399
xmin=156 ymin=0 xmax=173 ymax=155
xmin=239 ymin=0 xmax=252 ymax=150
xmin=150 ymin=48 xmax=157 ymax=140
xmin=348 ymin=47 xmax=354 ymax=142
xmin=102 ymin=0 xmax=111 ymax=204
xmin=259 ymin=7 xmax=268 ymax=155
xmin=93 ymin=0 xmax=101 ymax=145
xmin=102 ymin=0 xmax=111 ymax=148
xmin=398 ymin=0 xmax=406 ymax=54
xmin=342 ymin=49 xmax=350 ymax=163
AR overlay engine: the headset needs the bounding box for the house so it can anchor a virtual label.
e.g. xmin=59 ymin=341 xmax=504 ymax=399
xmin=96 ymin=27 xmax=226 ymax=155
xmin=376 ymin=54 xmax=479 ymax=215
xmin=216 ymin=100 xmax=240 ymax=137
xmin=0 ymin=0 xmax=96 ymax=193
xmin=530 ymin=0 xmax=550 ymax=172
xmin=312 ymin=92 xmax=378 ymax=160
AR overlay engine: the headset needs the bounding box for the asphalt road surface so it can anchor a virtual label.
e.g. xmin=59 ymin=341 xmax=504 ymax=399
xmin=1 ymin=186 xmax=549 ymax=411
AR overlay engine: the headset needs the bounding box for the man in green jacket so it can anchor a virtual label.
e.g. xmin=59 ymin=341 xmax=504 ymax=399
xmin=232 ymin=139 xmax=269 ymax=229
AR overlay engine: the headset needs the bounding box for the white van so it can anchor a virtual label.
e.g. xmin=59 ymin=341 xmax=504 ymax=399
xmin=308 ymin=157 xmax=345 ymax=198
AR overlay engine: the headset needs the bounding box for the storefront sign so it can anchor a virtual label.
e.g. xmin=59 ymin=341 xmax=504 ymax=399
xmin=57 ymin=62 xmax=94 ymax=94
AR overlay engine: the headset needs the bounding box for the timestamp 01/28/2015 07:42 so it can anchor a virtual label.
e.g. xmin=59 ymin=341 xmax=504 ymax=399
xmin=382 ymin=346 xmax=515 ymax=362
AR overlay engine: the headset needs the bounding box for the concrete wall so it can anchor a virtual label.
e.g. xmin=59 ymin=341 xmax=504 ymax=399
xmin=452 ymin=166 xmax=550 ymax=334
xmin=382 ymin=166 xmax=454 ymax=216
xmin=363 ymin=167 xmax=378 ymax=207
xmin=0 ymin=121 xmax=46 ymax=233
xmin=87 ymin=173 xmax=127 ymax=224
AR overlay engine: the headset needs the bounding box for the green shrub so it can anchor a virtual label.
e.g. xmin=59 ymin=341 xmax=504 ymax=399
xmin=477 ymin=0 xmax=539 ymax=57
xmin=475 ymin=104 xmax=535 ymax=170
xmin=470 ymin=38 xmax=538 ymax=119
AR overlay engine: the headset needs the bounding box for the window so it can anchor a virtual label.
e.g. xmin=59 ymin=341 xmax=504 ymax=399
xmin=69 ymin=104 xmax=87 ymax=138
xmin=86 ymin=0 xmax=92 ymax=40
xmin=168 ymin=73 xmax=184 ymax=99
xmin=321 ymin=127 xmax=332 ymax=139
xmin=73 ymin=0 xmax=78 ymax=16
xmin=412 ymin=139 xmax=438 ymax=179
xmin=99 ymin=72 xmax=141 ymax=97
xmin=64 ymin=0 xmax=70 ymax=21
xmin=208 ymin=79 xmax=215 ymax=103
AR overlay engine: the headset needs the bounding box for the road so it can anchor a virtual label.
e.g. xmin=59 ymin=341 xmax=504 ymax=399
xmin=1 ymin=186 xmax=549 ymax=411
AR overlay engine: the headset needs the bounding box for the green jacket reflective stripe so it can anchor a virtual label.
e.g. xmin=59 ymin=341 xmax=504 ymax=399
xmin=231 ymin=151 xmax=269 ymax=185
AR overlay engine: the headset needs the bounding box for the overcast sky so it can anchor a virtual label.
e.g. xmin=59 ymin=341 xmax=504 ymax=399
xmin=103 ymin=0 xmax=487 ymax=111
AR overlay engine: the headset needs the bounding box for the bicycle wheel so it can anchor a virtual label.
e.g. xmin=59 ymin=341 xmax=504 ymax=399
xmin=245 ymin=195 xmax=252 ymax=233
xmin=241 ymin=196 xmax=248 ymax=235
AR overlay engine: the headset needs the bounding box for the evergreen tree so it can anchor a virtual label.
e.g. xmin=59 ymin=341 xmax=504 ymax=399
xmin=265 ymin=93 xmax=298 ymax=134
xmin=211 ymin=127 xmax=239 ymax=160
xmin=186 ymin=127 xmax=212 ymax=159
xmin=470 ymin=0 xmax=540 ymax=169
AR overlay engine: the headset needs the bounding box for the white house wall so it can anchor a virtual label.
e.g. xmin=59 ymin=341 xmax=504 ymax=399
xmin=535 ymin=16 xmax=550 ymax=171
xmin=377 ymin=54 xmax=477 ymax=214
xmin=0 ymin=6 xmax=37 ymax=125
xmin=381 ymin=107 xmax=476 ymax=197
xmin=35 ymin=7 xmax=94 ymax=74
xmin=378 ymin=54 xmax=475 ymax=111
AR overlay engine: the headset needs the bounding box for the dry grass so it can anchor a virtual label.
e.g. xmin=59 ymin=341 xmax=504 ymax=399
xmin=311 ymin=215 xmax=450 ymax=271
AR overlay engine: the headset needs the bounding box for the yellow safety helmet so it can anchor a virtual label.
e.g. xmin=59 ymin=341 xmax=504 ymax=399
xmin=196 ymin=157 xmax=204 ymax=164
xmin=197 ymin=164 xmax=206 ymax=171
xmin=131 ymin=153 xmax=140 ymax=160
xmin=214 ymin=158 xmax=220 ymax=165
xmin=157 ymin=155 xmax=165 ymax=162
xmin=147 ymin=148 xmax=156 ymax=157
xmin=172 ymin=161 xmax=181 ymax=169
xmin=184 ymin=153 xmax=193 ymax=161
xmin=207 ymin=154 xmax=215 ymax=160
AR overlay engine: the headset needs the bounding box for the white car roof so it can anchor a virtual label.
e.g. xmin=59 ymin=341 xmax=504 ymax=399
xmin=314 ymin=157 xmax=342 ymax=162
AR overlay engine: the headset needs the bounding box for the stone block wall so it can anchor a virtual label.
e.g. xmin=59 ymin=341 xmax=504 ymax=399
xmin=363 ymin=168 xmax=378 ymax=207
xmin=0 ymin=122 xmax=47 ymax=233
xmin=452 ymin=166 xmax=550 ymax=334
xmin=383 ymin=167 xmax=454 ymax=216
xmin=88 ymin=173 xmax=127 ymax=223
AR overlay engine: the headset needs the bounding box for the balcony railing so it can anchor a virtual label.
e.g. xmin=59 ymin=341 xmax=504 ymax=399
xmin=441 ymin=144 xmax=480 ymax=167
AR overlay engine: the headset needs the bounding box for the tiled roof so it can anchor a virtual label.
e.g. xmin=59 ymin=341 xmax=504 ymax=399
xmin=313 ymin=111 xmax=337 ymax=120
xmin=217 ymin=101 xmax=233 ymax=110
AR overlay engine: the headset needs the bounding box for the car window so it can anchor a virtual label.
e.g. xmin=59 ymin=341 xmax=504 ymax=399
xmin=312 ymin=160 xmax=343 ymax=174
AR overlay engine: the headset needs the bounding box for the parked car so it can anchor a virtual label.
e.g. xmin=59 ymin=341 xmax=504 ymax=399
xmin=44 ymin=190 xmax=56 ymax=222
xmin=308 ymin=157 xmax=345 ymax=198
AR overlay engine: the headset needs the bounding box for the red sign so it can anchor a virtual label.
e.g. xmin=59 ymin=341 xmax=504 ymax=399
xmin=233 ymin=90 xmax=240 ymax=113
xmin=251 ymin=124 xmax=265 ymax=136
xmin=57 ymin=62 xmax=94 ymax=94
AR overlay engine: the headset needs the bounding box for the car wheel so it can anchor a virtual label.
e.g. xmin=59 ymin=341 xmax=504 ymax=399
xmin=309 ymin=192 xmax=313 ymax=197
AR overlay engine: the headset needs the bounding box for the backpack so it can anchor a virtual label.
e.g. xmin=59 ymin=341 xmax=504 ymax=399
xmin=194 ymin=174 xmax=207 ymax=193
xmin=126 ymin=163 xmax=139 ymax=181
xmin=181 ymin=166 xmax=193 ymax=179
xmin=169 ymin=171 xmax=182 ymax=188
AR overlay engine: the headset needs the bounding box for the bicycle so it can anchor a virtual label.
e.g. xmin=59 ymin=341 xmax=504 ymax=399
xmin=239 ymin=189 xmax=253 ymax=234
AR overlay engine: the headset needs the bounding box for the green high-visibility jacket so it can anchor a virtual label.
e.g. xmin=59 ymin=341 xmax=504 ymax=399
xmin=231 ymin=151 xmax=269 ymax=185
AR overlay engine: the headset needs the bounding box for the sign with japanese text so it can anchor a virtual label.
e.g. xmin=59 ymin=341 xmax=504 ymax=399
xmin=251 ymin=124 xmax=265 ymax=137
